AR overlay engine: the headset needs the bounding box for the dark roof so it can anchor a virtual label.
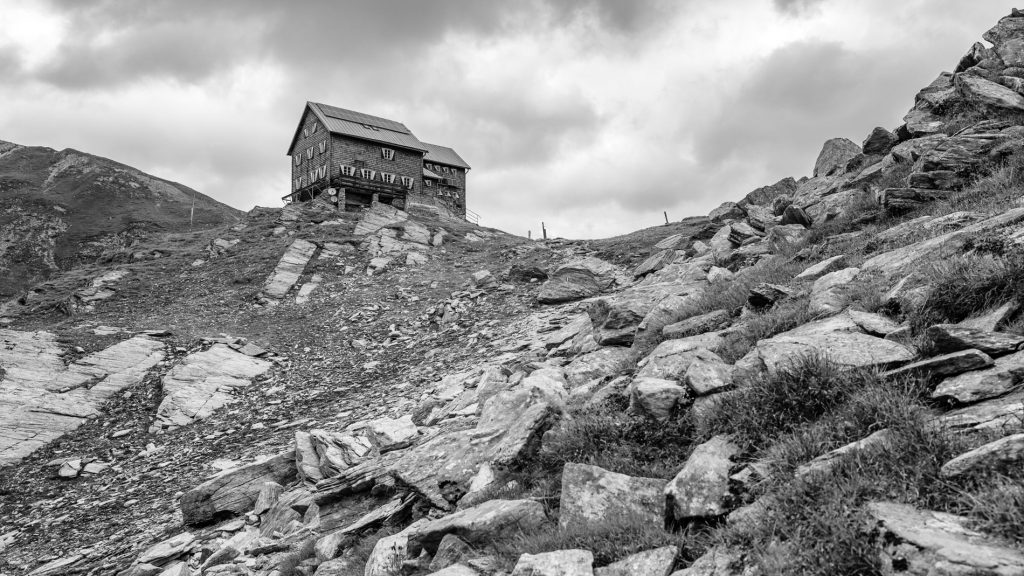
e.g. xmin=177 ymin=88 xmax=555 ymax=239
xmin=422 ymin=142 xmax=471 ymax=169
xmin=287 ymin=102 xmax=427 ymax=154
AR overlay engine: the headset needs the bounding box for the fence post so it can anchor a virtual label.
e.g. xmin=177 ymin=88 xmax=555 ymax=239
xmin=664 ymin=211 xmax=669 ymax=225
xmin=542 ymin=222 xmax=548 ymax=240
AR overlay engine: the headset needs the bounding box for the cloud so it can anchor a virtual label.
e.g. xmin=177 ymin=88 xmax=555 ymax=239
xmin=772 ymin=0 xmax=827 ymax=16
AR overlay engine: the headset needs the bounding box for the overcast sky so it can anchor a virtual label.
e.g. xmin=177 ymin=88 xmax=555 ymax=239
xmin=0 ymin=1 xmax=1013 ymax=238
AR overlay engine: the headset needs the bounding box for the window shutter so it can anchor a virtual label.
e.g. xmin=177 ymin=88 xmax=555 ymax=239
xmin=306 ymin=147 xmax=313 ymax=160
xmin=318 ymin=141 xmax=326 ymax=154
xmin=294 ymin=155 xmax=300 ymax=166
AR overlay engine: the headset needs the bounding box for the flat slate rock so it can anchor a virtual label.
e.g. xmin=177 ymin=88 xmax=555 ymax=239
xmin=868 ymin=501 xmax=1024 ymax=575
xmin=564 ymin=347 xmax=634 ymax=389
xmin=940 ymin=433 xmax=1024 ymax=479
xmin=559 ymin=463 xmax=665 ymax=532
xmin=408 ymin=499 xmax=548 ymax=553
xmin=862 ymin=207 xmax=1024 ymax=276
xmin=1 ymin=331 xmax=165 ymax=466
xmin=181 ymin=451 xmax=297 ymax=525
xmin=594 ymin=546 xmax=677 ymax=576
xmin=794 ymin=255 xmax=847 ymax=281
xmin=931 ymin=349 xmax=1024 ymax=405
xmin=154 ymin=344 xmax=273 ymax=430
xmin=511 ymin=550 xmax=594 ymax=576
xmin=261 ymin=239 xmax=318 ymax=300
xmin=796 ymin=429 xmax=892 ymax=478
xmin=937 ymin=389 xmax=1024 ymax=433
xmin=925 ymin=324 xmax=1024 ymax=357
xmin=883 ymin=349 xmax=993 ymax=380
xmin=665 ymin=435 xmax=740 ymax=523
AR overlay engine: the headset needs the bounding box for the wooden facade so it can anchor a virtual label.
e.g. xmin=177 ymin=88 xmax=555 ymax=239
xmin=284 ymin=102 xmax=470 ymax=217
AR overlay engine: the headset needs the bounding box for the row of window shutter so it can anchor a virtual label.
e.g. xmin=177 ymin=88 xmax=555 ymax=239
xmin=294 ymin=164 xmax=417 ymax=190
xmin=426 ymin=163 xmax=457 ymax=175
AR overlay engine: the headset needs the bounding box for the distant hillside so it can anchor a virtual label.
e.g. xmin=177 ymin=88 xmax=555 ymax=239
xmin=0 ymin=140 xmax=241 ymax=296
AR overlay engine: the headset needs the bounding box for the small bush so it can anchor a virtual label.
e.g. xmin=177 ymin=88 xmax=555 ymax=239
xmin=535 ymin=400 xmax=697 ymax=480
xmin=907 ymin=251 xmax=1024 ymax=330
xmin=700 ymin=354 xmax=876 ymax=452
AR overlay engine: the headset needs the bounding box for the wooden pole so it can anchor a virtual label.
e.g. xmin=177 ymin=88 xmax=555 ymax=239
xmin=664 ymin=211 xmax=669 ymax=225
xmin=528 ymin=230 xmax=532 ymax=240
xmin=542 ymin=222 xmax=547 ymax=240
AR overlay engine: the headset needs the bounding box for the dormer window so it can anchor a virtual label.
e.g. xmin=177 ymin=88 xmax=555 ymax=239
xmin=318 ymin=141 xmax=326 ymax=154
xmin=306 ymin=147 xmax=314 ymax=160
xmin=381 ymin=147 xmax=395 ymax=160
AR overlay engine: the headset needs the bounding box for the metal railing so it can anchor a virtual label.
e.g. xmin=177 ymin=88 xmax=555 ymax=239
xmin=465 ymin=208 xmax=480 ymax=225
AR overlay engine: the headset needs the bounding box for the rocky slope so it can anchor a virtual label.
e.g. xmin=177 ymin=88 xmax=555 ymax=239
xmin=5 ymin=9 xmax=1024 ymax=576
xmin=0 ymin=140 xmax=241 ymax=299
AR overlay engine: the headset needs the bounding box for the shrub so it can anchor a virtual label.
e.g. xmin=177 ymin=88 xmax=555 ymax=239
xmin=718 ymin=412 xmax=962 ymax=576
xmin=699 ymin=354 xmax=877 ymax=452
xmin=907 ymin=251 xmax=1024 ymax=330
xmin=535 ymin=399 xmax=697 ymax=480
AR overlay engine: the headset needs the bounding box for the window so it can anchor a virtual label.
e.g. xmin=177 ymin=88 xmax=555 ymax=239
xmin=360 ymin=168 xmax=376 ymax=180
xmin=317 ymin=166 xmax=327 ymax=180
xmin=294 ymin=155 xmax=301 ymax=166
xmin=341 ymin=165 xmax=356 ymax=177
xmin=318 ymin=141 xmax=326 ymax=154
xmin=312 ymin=121 xmax=319 ymax=133
xmin=443 ymin=166 xmax=451 ymax=174
xmin=299 ymin=176 xmax=305 ymax=188
xmin=303 ymin=128 xmax=308 ymax=138
xmin=306 ymin=147 xmax=314 ymax=160
xmin=309 ymin=169 xmax=316 ymax=181
xmin=381 ymin=147 xmax=395 ymax=160
xmin=425 ymin=180 xmax=433 ymax=187
xmin=400 ymin=176 xmax=413 ymax=189
xmin=381 ymin=172 xmax=396 ymax=184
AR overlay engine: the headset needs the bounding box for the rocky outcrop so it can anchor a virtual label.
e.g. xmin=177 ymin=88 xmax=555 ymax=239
xmin=538 ymin=257 xmax=625 ymax=304
xmin=180 ymin=451 xmax=298 ymax=525
xmin=153 ymin=344 xmax=273 ymax=430
xmin=260 ymin=239 xmax=318 ymax=303
xmin=664 ymin=436 xmax=740 ymax=523
xmin=1 ymin=330 xmax=165 ymax=465
xmin=868 ymin=501 xmax=1024 ymax=575
xmin=559 ymin=463 xmax=664 ymax=531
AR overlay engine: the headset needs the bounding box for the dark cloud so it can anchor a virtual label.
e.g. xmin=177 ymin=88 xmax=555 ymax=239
xmin=33 ymin=0 xmax=674 ymax=89
xmin=772 ymin=0 xmax=827 ymax=16
xmin=692 ymin=40 xmax=946 ymax=181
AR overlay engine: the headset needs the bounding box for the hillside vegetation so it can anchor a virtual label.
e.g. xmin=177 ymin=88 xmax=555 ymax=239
xmin=5 ymin=9 xmax=1024 ymax=576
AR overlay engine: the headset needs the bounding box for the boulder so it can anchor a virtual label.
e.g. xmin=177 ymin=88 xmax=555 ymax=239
xmin=881 ymin=349 xmax=994 ymax=381
xmin=780 ymin=205 xmax=812 ymax=227
xmin=739 ymin=177 xmax=798 ymax=208
xmin=428 ymin=534 xmax=475 ymax=572
xmin=747 ymin=283 xmax=797 ymax=309
xmin=880 ymin=188 xmax=950 ymax=213
xmin=937 ymin=389 xmax=1024 ymax=433
xmin=664 ymin=435 xmax=740 ymax=523
xmin=708 ymin=225 xmax=735 ymax=260
xmin=669 ymin=548 xmax=746 ymax=576
xmin=736 ymin=315 xmax=916 ymax=376
xmin=727 ymin=222 xmax=761 ymax=245
xmin=559 ymin=463 xmax=665 ymax=532
xmin=925 ymin=324 xmax=1024 ymax=357
xmin=863 ymin=208 xmax=1024 ymax=276
xmin=408 ymin=499 xmax=549 ymax=553
xmin=261 ymin=239 xmax=318 ymax=301
xmin=388 ymin=387 xmax=562 ymax=508
xmin=931 ymin=349 xmax=1024 ymax=405
xmin=636 ymin=339 xmax=713 ymax=381
xmin=862 ymin=127 xmax=898 ymax=156
xmin=471 ymin=270 xmax=495 ymax=288
xmin=634 ymin=250 xmax=678 ymax=278
xmin=538 ymin=257 xmax=623 ymax=304
xmin=662 ymin=310 xmax=732 ymax=340
xmin=708 ymin=202 xmax=744 ymax=222
xmin=362 ymin=415 xmax=420 ymax=453
xmin=940 ymin=433 xmax=1024 ymax=478
xmin=794 ymin=255 xmax=846 ymax=282
xmin=867 ymin=501 xmax=1024 ymax=575
xmin=629 ymin=378 xmax=689 ymax=421
xmin=181 ymin=451 xmax=297 ymax=525
xmin=955 ymin=73 xmax=1024 ymax=111
xmin=813 ymin=138 xmax=861 ymax=178
xmin=594 ymin=546 xmax=677 ymax=576
xmin=744 ymin=205 xmax=776 ymax=231
xmin=808 ymin=267 xmax=859 ymax=316
xmin=564 ymin=347 xmax=634 ymax=389
xmin=655 ymin=234 xmax=686 ymax=250
xmin=511 ymin=550 xmax=594 ymax=576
